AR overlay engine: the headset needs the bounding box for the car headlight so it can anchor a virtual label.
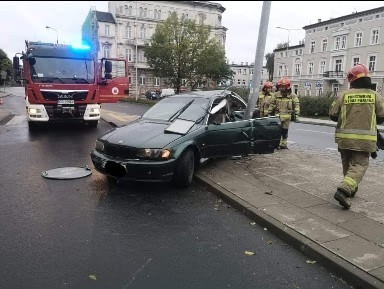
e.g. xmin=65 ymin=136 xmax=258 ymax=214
xmin=95 ymin=140 xmax=105 ymax=152
xmin=29 ymin=108 xmax=41 ymax=114
xmin=137 ymin=148 xmax=171 ymax=159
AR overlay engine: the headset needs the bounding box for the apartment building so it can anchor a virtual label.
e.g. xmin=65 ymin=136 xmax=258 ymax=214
xmin=228 ymin=62 xmax=269 ymax=88
xmin=82 ymin=1 xmax=227 ymax=96
xmin=273 ymin=6 xmax=384 ymax=97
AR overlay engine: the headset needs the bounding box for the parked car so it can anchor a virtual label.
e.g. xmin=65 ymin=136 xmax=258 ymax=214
xmin=145 ymin=90 xmax=160 ymax=100
xmin=160 ymin=88 xmax=175 ymax=98
xmin=90 ymin=90 xmax=281 ymax=187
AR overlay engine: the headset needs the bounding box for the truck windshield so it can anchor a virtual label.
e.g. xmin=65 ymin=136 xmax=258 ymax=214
xmin=30 ymin=57 xmax=95 ymax=84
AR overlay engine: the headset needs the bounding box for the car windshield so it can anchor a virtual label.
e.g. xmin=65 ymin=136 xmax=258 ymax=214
xmin=142 ymin=97 xmax=210 ymax=122
xmin=30 ymin=57 xmax=95 ymax=84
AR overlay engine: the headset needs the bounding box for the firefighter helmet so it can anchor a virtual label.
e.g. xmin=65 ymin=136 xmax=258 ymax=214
xmin=277 ymin=78 xmax=291 ymax=89
xmin=263 ymin=81 xmax=273 ymax=89
xmin=347 ymin=64 xmax=370 ymax=83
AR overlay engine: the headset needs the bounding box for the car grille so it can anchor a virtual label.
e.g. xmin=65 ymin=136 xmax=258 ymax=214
xmin=41 ymin=91 xmax=89 ymax=101
xmin=104 ymin=143 xmax=137 ymax=159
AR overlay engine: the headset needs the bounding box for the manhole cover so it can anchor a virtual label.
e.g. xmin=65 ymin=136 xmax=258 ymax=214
xmin=42 ymin=166 xmax=92 ymax=180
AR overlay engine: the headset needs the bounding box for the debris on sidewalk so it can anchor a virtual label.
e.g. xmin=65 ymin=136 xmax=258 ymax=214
xmin=265 ymin=190 xmax=273 ymax=195
xmin=306 ymin=260 xmax=317 ymax=265
xmin=244 ymin=250 xmax=255 ymax=256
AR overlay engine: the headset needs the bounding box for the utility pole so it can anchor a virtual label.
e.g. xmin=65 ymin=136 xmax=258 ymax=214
xmin=245 ymin=1 xmax=271 ymax=120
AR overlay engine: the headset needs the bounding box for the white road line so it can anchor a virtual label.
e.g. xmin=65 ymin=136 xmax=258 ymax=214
xmin=295 ymin=128 xmax=333 ymax=135
xmin=6 ymin=115 xmax=26 ymax=126
xmin=287 ymin=141 xmax=296 ymax=144
xmin=326 ymin=148 xmax=338 ymax=151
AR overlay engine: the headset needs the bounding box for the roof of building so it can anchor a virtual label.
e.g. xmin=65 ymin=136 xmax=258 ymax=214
xmin=303 ymin=6 xmax=384 ymax=30
xmin=273 ymin=43 xmax=304 ymax=53
xmin=96 ymin=11 xmax=116 ymax=24
xmin=176 ymin=1 xmax=226 ymax=12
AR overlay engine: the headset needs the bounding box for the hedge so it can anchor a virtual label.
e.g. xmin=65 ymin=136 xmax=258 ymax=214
xmin=298 ymin=95 xmax=335 ymax=117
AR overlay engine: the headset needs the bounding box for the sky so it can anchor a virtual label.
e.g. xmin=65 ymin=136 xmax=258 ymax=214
xmin=1 ymin=1 xmax=383 ymax=64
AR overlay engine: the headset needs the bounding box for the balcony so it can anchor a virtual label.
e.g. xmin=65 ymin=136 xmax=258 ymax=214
xmin=323 ymin=71 xmax=346 ymax=79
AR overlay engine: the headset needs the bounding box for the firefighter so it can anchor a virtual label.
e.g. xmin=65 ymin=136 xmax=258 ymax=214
xmin=257 ymin=81 xmax=274 ymax=117
xmin=268 ymin=78 xmax=300 ymax=149
xmin=329 ymin=64 xmax=384 ymax=209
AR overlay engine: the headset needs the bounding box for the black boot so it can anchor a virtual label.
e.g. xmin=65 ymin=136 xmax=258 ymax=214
xmin=350 ymin=186 xmax=358 ymax=197
xmin=334 ymin=189 xmax=351 ymax=209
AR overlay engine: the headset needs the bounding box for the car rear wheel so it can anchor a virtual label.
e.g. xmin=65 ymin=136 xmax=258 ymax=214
xmin=173 ymin=149 xmax=195 ymax=187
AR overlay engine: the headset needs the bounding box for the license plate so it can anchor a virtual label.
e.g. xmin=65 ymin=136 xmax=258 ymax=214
xmin=57 ymin=99 xmax=74 ymax=105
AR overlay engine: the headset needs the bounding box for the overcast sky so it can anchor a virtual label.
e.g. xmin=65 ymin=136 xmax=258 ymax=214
xmin=1 ymin=1 xmax=382 ymax=64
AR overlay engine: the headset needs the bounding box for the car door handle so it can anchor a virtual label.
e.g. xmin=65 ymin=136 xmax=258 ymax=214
xmin=269 ymin=121 xmax=279 ymax=125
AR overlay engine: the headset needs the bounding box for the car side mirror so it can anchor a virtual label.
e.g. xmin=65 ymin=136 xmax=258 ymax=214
xmin=105 ymin=60 xmax=112 ymax=74
xmin=13 ymin=56 xmax=19 ymax=70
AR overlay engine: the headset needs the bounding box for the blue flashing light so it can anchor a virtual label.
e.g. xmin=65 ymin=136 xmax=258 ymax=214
xmin=70 ymin=43 xmax=91 ymax=50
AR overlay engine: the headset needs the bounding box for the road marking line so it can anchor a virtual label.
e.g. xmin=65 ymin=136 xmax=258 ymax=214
xmin=295 ymin=128 xmax=333 ymax=135
xmin=6 ymin=115 xmax=26 ymax=125
xmin=287 ymin=141 xmax=296 ymax=144
xmin=326 ymin=148 xmax=338 ymax=151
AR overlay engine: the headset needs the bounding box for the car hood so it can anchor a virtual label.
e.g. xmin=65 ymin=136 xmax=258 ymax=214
xmin=102 ymin=119 xmax=184 ymax=148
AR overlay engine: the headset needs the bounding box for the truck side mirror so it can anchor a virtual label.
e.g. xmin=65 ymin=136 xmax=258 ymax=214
xmin=13 ymin=56 xmax=20 ymax=70
xmin=105 ymin=60 xmax=112 ymax=74
xmin=29 ymin=57 xmax=36 ymax=66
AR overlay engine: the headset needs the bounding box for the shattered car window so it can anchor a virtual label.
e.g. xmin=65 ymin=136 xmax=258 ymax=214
xmin=142 ymin=97 xmax=210 ymax=122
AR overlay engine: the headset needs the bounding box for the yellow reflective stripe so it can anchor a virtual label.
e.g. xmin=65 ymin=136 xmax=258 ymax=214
xmin=341 ymin=100 xmax=346 ymax=128
xmin=371 ymin=109 xmax=376 ymax=131
xmin=277 ymin=99 xmax=292 ymax=102
xmin=336 ymin=128 xmax=376 ymax=136
xmin=344 ymin=93 xmax=375 ymax=104
xmin=335 ymin=133 xmax=377 ymax=141
xmin=279 ymin=114 xmax=291 ymax=117
xmin=344 ymin=176 xmax=357 ymax=190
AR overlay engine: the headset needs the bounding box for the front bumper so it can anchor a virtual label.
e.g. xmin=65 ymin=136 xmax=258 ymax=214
xmin=90 ymin=150 xmax=176 ymax=182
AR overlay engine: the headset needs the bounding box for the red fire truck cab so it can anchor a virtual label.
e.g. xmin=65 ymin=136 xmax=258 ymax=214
xmin=13 ymin=41 xmax=129 ymax=129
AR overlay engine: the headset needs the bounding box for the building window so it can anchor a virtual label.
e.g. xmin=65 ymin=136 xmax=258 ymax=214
xmin=140 ymin=7 xmax=144 ymax=17
xmin=332 ymin=83 xmax=339 ymax=96
xmin=128 ymin=5 xmax=132 ymax=15
xmin=103 ymin=46 xmax=110 ymax=58
xmin=237 ymin=69 xmax=241 ymax=74
xmin=355 ymin=32 xmax=362 ymax=47
xmin=316 ymin=87 xmax=323 ymax=96
xmin=341 ymin=36 xmax=347 ymax=49
xmin=322 ymin=39 xmax=327 ymax=52
xmin=139 ymin=75 xmax=146 ymax=85
xmin=295 ymin=49 xmax=299 ymax=56
xmin=125 ymin=25 xmax=132 ymax=38
xmin=353 ymin=57 xmax=360 ymax=66
xmin=280 ymin=52 xmax=284 ymax=58
xmin=368 ymin=55 xmax=376 ymax=72
xmin=295 ymin=63 xmax=301 ymax=76
xmin=335 ymin=59 xmax=342 ymax=72
xmin=310 ymin=40 xmax=315 ymax=53
xmin=154 ymin=9 xmax=161 ymax=20
xmin=124 ymin=5 xmax=128 ymax=15
xmin=308 ymin=62 xmax=314 ymax=75
xmin=125 ymin=49 xmax=132 ymax=62
xmin=278 ymin=65 xmax=283 ymax=77
xmin=237 ymin=79 xmax=241 ymax=85
xmin=335 ymin=37 xmax=340 ymax=50
xmin=250 ymin=69 xmax=254 ymax=75
xmin=105 ymin=25 xmax=110 ymax=36
xmin=319 ymin=61 xmax=325 ymax=75
xmin=218 ymin=15 xmax=222 ymax=26
xmin=283 ymin=65 xmax=288 ymax=76
xmin=371 ymin=29 xmax=379 ymax=45
xmin=242 ymin=80 xmax=246 ymax=85
xmin=140 ymin=25 xmax=146 ymax=39
xmin=243 ymin=69 xmax=247 ymax=75
xmin=299 ymin=49 xmax=303 ymax=55
xmin=138 ymin=51 xmax=145 ymax=62
xmin=154 ymin=77 xmax=160 ymax=86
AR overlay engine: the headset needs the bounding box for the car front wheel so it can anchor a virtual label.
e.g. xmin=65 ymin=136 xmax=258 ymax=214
xmin=173 ymin=149 xmax=195 ymax=187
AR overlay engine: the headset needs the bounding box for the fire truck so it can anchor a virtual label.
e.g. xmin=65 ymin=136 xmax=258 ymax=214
xmin=13 ymin=41 xmax=129 ymax=129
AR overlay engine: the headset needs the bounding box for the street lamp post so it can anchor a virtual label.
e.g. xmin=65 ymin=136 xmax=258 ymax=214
xmin=46 ymin=26 xmax=59 ymax=44
xmin=276 ymin=26 xmax=301 ymax=56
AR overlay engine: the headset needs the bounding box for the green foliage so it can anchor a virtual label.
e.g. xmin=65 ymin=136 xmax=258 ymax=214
xmin=0 ymin=49 xmax=12 ymax=84
xmin=299 ymin=95 xmax=335 ymax=117
xmin=144 ymin=12 xmax=232 ymax=93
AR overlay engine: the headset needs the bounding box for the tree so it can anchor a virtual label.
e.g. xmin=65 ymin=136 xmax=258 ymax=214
xmin=144 ymin=12 xmax=233 ymax=93
xmin=276 ymin=41 xmax=288 ymax=49
xmin=0 ymin=49 xmax=12 ymax=84
xmin=265 ymin=53 xmax=274 ymax=81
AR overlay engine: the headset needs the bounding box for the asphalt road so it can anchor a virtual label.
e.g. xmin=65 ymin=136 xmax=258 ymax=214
xmin=0 ymin=90 xmax=351 ymax=289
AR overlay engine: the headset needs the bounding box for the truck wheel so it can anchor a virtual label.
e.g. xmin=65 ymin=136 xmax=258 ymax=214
xmin=28 ymin=121 xmax=37 ymax=130
xmin=88 ymin=121 xmax=98 ymax=128
xmin=173 ymin=149 xmax=195 ymax=187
